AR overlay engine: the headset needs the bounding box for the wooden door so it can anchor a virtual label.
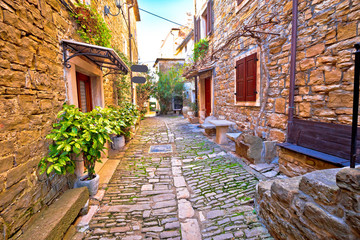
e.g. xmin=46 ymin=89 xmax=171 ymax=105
xmin=76 ymin=72 xmax=93 ymax=113
xmin=204 ymin=77 xmax=211 ymax=117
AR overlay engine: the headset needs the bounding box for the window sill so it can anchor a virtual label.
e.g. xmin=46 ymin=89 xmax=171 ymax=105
xmin=234 ymin=101 xmax=260 ymax=107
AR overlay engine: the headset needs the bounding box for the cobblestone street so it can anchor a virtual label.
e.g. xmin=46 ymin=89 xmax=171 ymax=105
xmin=84 ymin=116 xmax=272 ymax=240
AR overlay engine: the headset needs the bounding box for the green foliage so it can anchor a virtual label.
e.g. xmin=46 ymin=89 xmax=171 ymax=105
xmin=193 ymin=38 xmax=209 ymax=62
xmin=71 ymin=2 xmax=112 ymax=47
xmin=155 ymin=67 xmax=184 ymax=114
xmin=39 ymin=104 xmax=139 ymax=179
xmin=113 ymin=49 xmax=132 ymax=104
xmin=136 ymin=72 xmax=156 ymax=115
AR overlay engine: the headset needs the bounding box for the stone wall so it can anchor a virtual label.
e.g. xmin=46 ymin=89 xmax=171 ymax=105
xmin=0 ymin=0 xmax=135 ymax=238
xmin=207 ymin=0 xmax=360 ymax=142
xmin=255 ymin=167 xmax=360 ymax=239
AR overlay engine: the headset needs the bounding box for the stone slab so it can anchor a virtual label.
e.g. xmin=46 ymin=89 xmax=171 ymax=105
xmin=19 ymin=187 xmax=89 ymax=240
xmin=178 ymin=199 xmax=194 ymax=219
xmin=98 ymin=159 xmax=121 ymax=185
xmin=174 ymin=176 xmax=186 ymax=187
xmin=180 ymin=219 xmax=201 ymax=240
xmin=226 ymin=133 xmax=241 ymax=141
xmin=209 ymin=120 xmax=236 ymax=127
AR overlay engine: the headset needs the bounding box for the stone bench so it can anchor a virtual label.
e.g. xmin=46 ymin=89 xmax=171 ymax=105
xmin=278 ymin=142 xmax=350 ymax=177
xmin=226 ymin=132 xmax=241 ymax=142
xmin=208 ymin=120 xmax=236 ymax=144
xmin=200 ymin=123 xmax=216 ymax=135
xmin=19 ymin=187 xmax=89 ymax=240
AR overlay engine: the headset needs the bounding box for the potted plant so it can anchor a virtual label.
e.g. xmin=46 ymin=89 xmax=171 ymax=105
xmin=188 ymin=102 xmax=199 ymax=123
xmin=39 ymin=104 xmax=113 ymax=196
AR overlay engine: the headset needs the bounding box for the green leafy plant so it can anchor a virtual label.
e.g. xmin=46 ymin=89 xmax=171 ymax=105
xmin=136 ymin=72 xmax=156 ymax=116
xmin=38 ymin=104 xmax=139 ymax=180
xmin=193 ymin=38 xmax=209 ymax=62
xmin=71 ymin=2 xmax=112 ymax=47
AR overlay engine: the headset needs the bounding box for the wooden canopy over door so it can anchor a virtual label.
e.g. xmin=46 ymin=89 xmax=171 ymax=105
xmin=205 ymin=77 xmax=211 ymax=117
xmin=76 ymin=72 xmax=93 ymax=113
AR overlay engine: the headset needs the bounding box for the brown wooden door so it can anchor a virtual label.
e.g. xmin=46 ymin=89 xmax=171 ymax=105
xmin=204 ymin=77 xmax=211 ymax=117
xmin=76 ymin=72 xmax=93 ymax=113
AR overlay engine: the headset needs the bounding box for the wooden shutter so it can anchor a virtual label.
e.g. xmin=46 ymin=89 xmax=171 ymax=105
xmin=237 ymin=0 xmax=244 ymax=5
xmin=206 ymin=0 xmax=213 ymax=35
xmin=196 ymin=18 xmax=201 ymax=41
xmin=245 ymin=53 xmax=257 ymax=101
xmin=194 ymin=16 xmax=198 ymax=42
xmin=236 ymin=58 xmax=246 ymax=101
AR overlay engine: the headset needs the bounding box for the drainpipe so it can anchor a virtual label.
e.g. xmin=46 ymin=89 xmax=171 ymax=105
xmin=128 ymin=4 xmax=134 ymax=104
xmin=287 ymin=0 xmax=299 ymax=139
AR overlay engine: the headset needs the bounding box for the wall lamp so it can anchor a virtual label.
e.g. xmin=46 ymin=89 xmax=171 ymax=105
xmin=104 ymin=0 xmax=122 ymax=17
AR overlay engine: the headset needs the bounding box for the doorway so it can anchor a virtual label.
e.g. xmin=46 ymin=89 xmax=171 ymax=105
xmin=204 ymin=77 xmax=211 ymax=117
xmin=76 ymin=72 xmax=93 ymax=113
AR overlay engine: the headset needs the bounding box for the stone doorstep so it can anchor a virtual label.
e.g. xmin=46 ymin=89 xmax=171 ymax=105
xmin=98 ymin=159 xmax=121 ymax=186
xmin=19 ymin=187 xmax=89 ymax=240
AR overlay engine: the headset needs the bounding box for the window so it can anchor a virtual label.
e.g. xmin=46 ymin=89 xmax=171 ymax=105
xmin=235 ymin=53 xmax=257 ymax=102
xmin=76 ymin=72 xmax=93 ymax=112
xmin=194 ymin=0 xmax=213 ymax=42
xmin=206 ymin=0 xmax=213 ymax=35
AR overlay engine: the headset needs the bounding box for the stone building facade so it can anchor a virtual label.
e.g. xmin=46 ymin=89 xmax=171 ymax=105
xmin=187 ymin=0 xmax=360 ymax=175
xmin=0 ymin=0 xmax=140 ymax=238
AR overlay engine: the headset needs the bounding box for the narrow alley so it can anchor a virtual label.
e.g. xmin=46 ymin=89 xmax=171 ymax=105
xmin=82 ymin=116 xmax=272 ymax=240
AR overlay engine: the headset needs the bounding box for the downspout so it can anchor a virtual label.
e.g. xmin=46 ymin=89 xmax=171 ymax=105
xmin=287 ymin=0 xmax=298 ymax=140
xmin=128 ymin=4 xmax=134 ymax=104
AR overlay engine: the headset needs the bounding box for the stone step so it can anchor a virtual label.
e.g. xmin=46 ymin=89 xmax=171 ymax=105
xmin=226 ymin=132 xmax=241 ymax=141
xmin=19 ymin=187 xmax=89 ymax=240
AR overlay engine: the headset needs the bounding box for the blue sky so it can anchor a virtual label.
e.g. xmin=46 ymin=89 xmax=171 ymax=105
xmin=136 ymin=0 xmax=193 ymax=66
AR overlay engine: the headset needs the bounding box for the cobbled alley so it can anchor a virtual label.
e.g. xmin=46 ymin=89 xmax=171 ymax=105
xmin=83 ymin=116 xmax=272 ymax=240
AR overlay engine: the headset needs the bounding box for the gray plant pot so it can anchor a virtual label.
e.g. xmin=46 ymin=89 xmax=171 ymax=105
xmin=111 ymin=135 xmax=125 ymax=150
xmin=74 ymin=174 xmax=99 ymax=196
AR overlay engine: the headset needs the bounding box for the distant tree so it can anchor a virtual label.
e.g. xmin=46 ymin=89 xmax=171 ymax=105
xmin=155 ymin=66 xmax=184 ymax=114
xmin=136 ymin=72 xmax=156 ymax=116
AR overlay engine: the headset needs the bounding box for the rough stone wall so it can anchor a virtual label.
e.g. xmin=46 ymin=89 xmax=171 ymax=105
xmin=256 ymin=167 xmax=360 ymax=239
xmin=209 ymin=0 xmax=360 ymax=142
xmin=0 ymin=0 xmax=133 ymax=238
xmin=95 ymin=0 xmax=138 ymax=107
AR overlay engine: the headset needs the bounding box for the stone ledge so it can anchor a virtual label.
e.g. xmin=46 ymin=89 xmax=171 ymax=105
xmin=19 ymin=187 xmax=89 ymax=240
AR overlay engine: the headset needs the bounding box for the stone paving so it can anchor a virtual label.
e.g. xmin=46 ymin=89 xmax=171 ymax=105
xmin=82 ymin=116 xmax=273 ymax=240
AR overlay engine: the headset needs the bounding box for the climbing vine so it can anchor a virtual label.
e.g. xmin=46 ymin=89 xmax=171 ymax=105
xmin=71 ymin=2 xmax=112 ymax=47
xmin=193 ymin=38 xmax=209 ymax=62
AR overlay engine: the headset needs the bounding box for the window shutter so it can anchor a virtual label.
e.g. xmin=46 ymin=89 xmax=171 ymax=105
xmin=245 ymin=53 xmax=257 ymax=101
xmin=194 ymin=16 xmax=198 ymax=42
xmin=197 ymin=18 xmax=201 ymax=40
xmin=236 ymin=58 xmax=246 ymax=101
xmin=206 ymin=0 xmax=213 ymax=35
xmin=237 ymin=0 xmax=244 ymax=5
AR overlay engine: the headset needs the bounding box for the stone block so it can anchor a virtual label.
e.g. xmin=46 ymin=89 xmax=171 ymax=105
xmin=336 ymin=168 xmax=360 ymax=194
xmin=303 ymin=202 xmax=350 ymax=239
xmin=0 ymin=180 xmax=27 ymax=212
xmin=235 ymin=133 xmax=262 ymax=164
xmin=262 ymin=141 xmax=277 ymax=163
xmin=270 ymin=177 xmax=301 ymax=206
xmin=19 ymin=187 xmax=89 ymax=240
xmin=0 ymin=155 xmax=14 ymax=173
xmin=299 ymin=169 xmax=341 ymax=205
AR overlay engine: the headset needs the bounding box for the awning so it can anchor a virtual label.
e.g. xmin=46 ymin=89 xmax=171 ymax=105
xmin=61 ymin=39 xmax=129 ymax=75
